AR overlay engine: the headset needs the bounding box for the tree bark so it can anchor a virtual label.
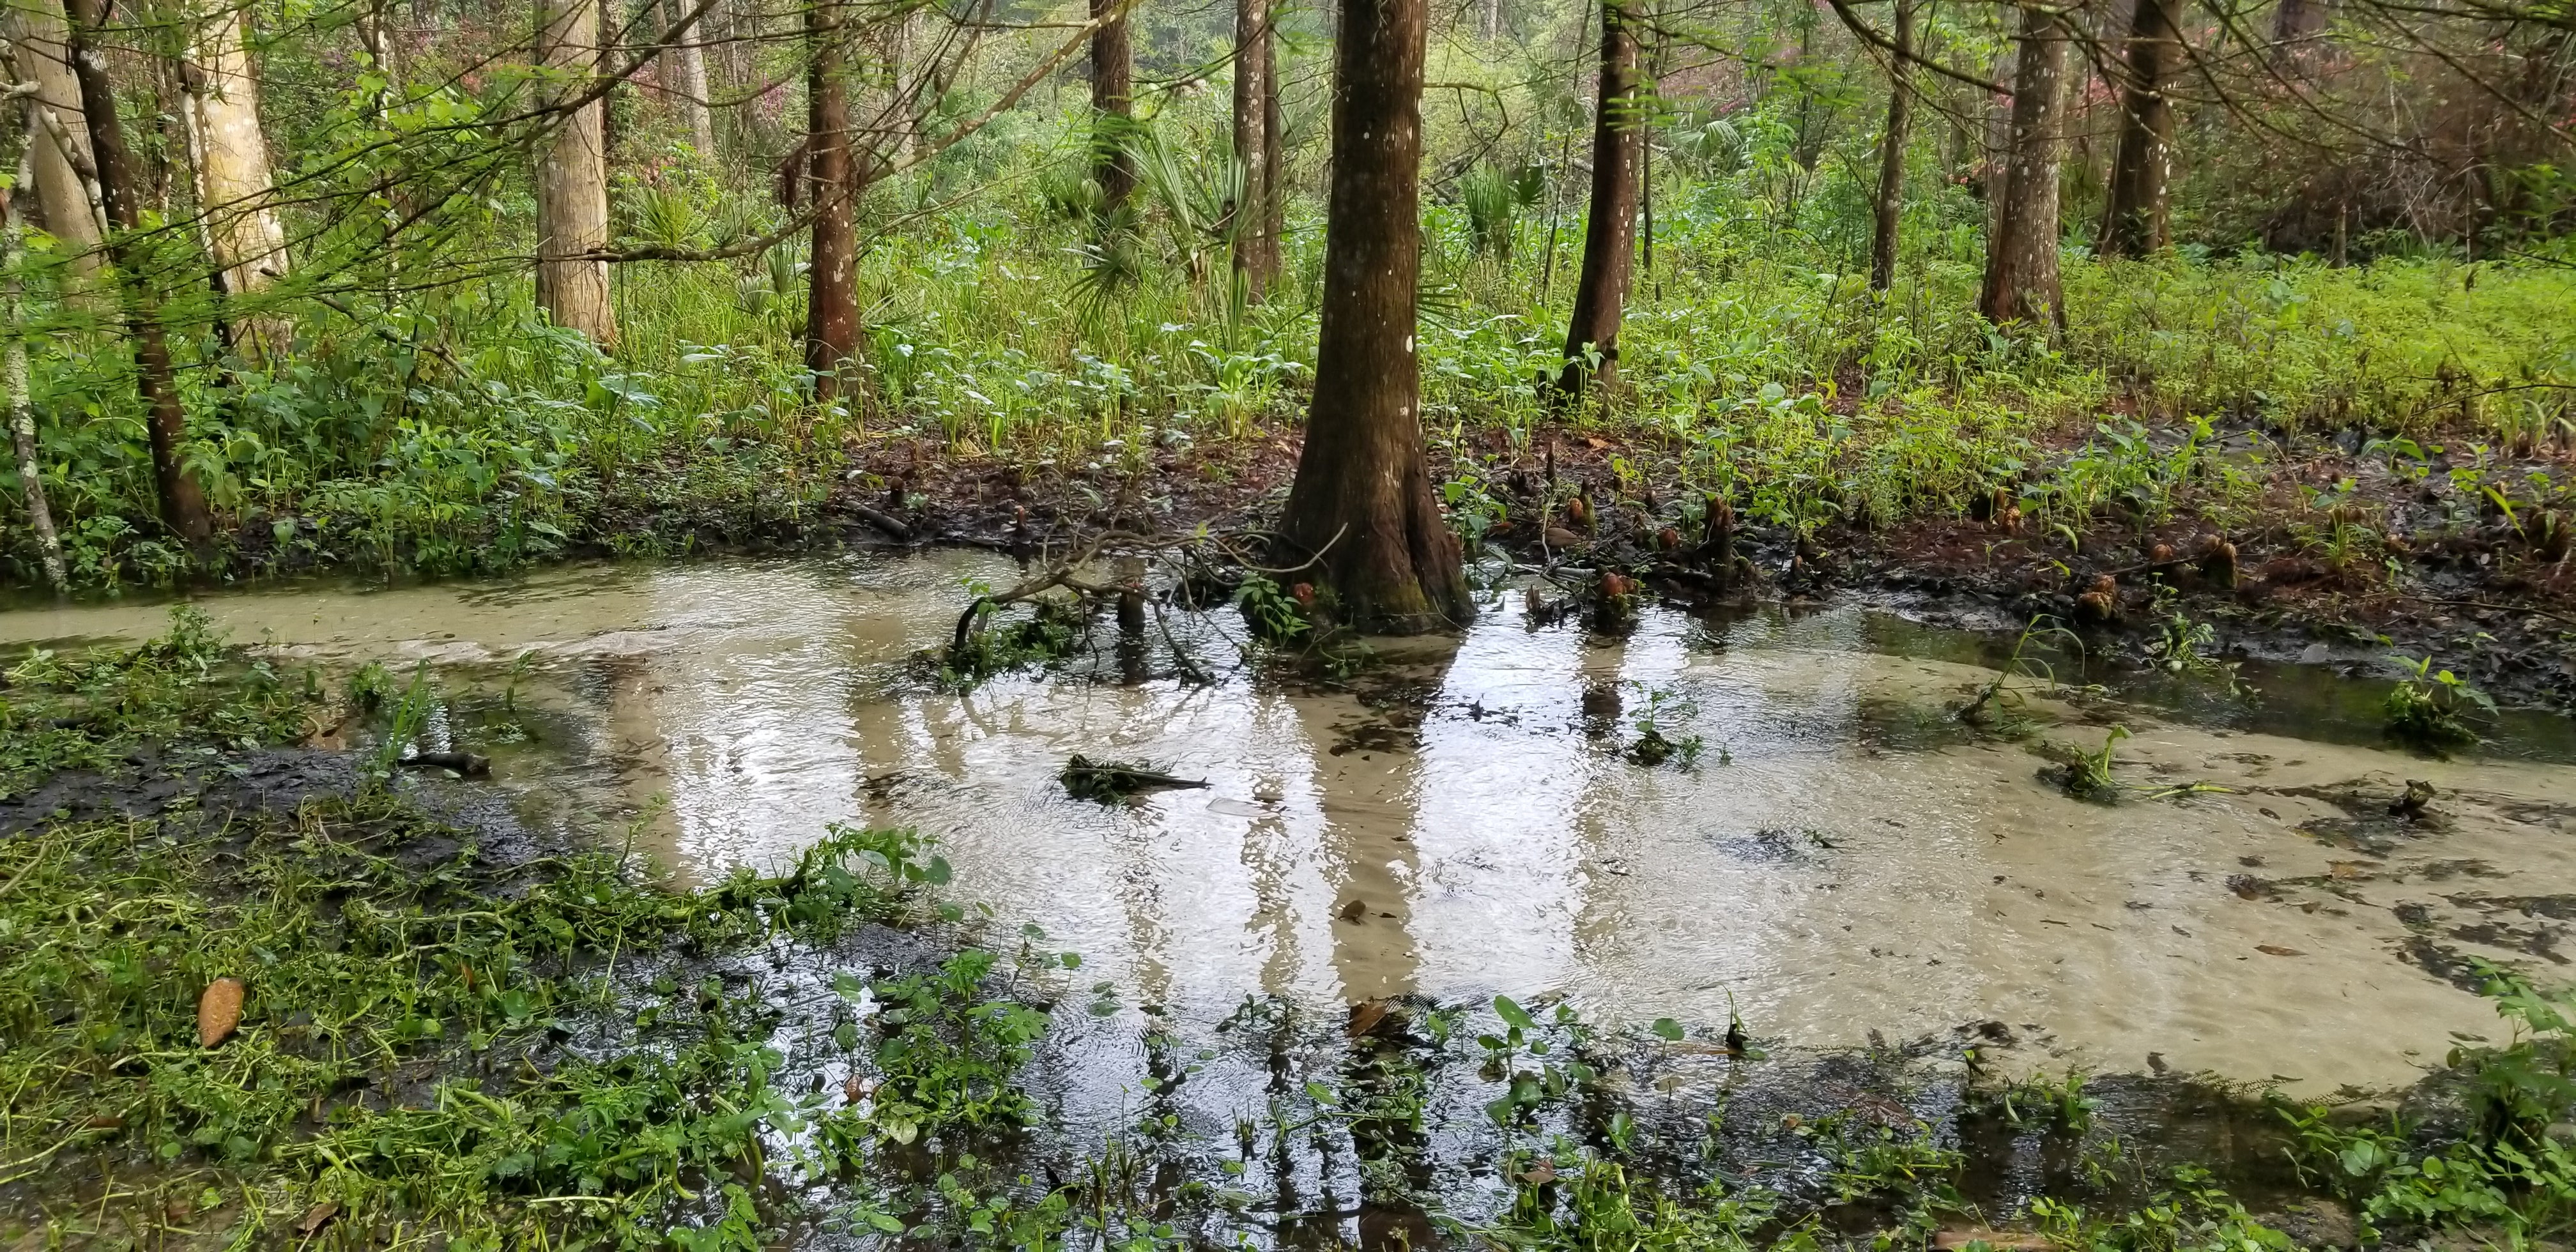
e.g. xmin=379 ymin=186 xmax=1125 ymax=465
xmin=3 ymin=125 xmax=67 ymax=592
xmin=180 ymin=0 xmax=291 ymax=360
xmin=1259 ymin=15 xmax=1283 ymax=283
xmin=6 ymin=0 xmax=103 ymax=287
xmin=2098 ymin=0 xmax=2181 ymax=257
xmin=1278 ymin=0 xmax=1468 ymax=634
xmin=1089 ymin=0 xmax=1133 ymax=211
xmin=665 ymin=0 xmax=717 ymax=156
xmin=1551 ymin=0 xmax=1640 ymax=399
xmin=804 ymin=0 xmax=859 ymax=395
xmin=1230 ymin=0 xmax=1268 ymax=300
xmin=534 ymin=0 xmax=617 ymax=347
xmin=1979 ymin=3 xmax=2067 ymax=331
xmin=63 ymin=0 xmax=213 ymax=544
xmin=1868 ymin=0 xmax=1915 ymax=291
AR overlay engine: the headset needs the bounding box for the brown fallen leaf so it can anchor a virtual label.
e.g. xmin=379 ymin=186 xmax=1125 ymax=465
xmin=1933 ymin=1229 xmax=2051 ymax=1251
xmin=198 ymin=977 xmax=245 ymax=1048
xmin=844 ymin=1075 xmax=878 ymax=1105
xmin=1584 ymin=437 xmax=1610 ymax=450
xmin=1347 ymin=999 xmax=1395 ymax=1039
xmin=296 ymin=1201 xmax=339 ymax=1236
xmin=1520 ymin=1161 xmax=1558 ymax=1186
xmin=2256 ymin=944 xmax=2305 ymax=956
xmin=85 ymin=1114 xmax=123 ymax=1130
xmin=2327 ymin=862 xmax=2369 ymax=880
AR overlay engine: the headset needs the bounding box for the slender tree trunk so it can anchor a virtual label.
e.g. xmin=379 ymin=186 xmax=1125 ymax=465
xmin=1551 ymin=0 xmax=1640 ymax=399
xmin=1259 ymin=15 xmax=1283 ymax=282
xmin=804 ymin=0 xmax=859 ymax=395
xmin=1869 ymin=0 xmax=1915 ymax=291
xmin=534 ymin=0 xmax=617 ymax=347
xmin=2099 ymin=0 xmax=2181 ymax=256
xmin=6 ymin=0 xmax=103 ymax=288
xmin=1089 ymin=0 xmax=1133 ymax=211
xmin=1277 ymin=0 xmax=1468 ymax=634
xmin=1979 ymin=3 xmax=2068 ymax=330
xmin=63 ymin=0 xmax=213 ymax=543
xmin=1981 ymin=41 xmax=2014 ymax=250
xmin=180 ymin=0 xmax=291 ymax=360
xmin=3 ymin=135 xmax=66 ymax=592
xmin=1230 ymin=0 xmax=1268 ymax=300
xmin=666 ymin=0 xmax=717 ymax=155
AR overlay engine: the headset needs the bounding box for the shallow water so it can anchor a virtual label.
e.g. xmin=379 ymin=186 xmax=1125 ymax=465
xmin=8 ymin=552 xmax=2574 ymax=1099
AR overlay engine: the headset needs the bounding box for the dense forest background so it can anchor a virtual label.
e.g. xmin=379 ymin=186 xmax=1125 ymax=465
xmin=0 ymin=0 xmax=2570 ymax=591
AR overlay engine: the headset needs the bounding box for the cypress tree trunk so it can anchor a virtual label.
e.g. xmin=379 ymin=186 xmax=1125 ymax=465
xmin=1277 ymin=0 xmax=1468 ymax=634
xmin=1551 ymin=0 xmax=1639 ymax=399
xmin=804 ymin=0 xmax=859 ymax=396
xmin=1089 ymin=0 xmax=1134 ymax=211
xmin=534 ymin=0 xmax=616 ymax=347
xmin=180 ymin=0 xmax=291 ymax=360
xmin=64 ymin=0 xmax=213 ymax=543
xmin=7 ymin=0 xmax=104 ymax=289
xmin=1230 ymin=0 xmax=1268 ymax=300
xmin=2099 ymin=0 xmax=2181 ymax=257
xmin=1868 ymin=0 xmax=1915 ymax=291
xmin=1979 ymin=3 xmax=2067 ymax=331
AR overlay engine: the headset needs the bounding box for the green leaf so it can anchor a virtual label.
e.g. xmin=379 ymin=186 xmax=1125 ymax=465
xmin=1494 ymin=995 xmax=1535 ymax=1030
xmin=1651 ymin=1017 xmax=1684 ymax=1041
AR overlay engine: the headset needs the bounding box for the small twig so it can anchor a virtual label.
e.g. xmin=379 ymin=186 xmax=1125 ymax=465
xmin=2416 ymin=596 xmax=2576 ymax=629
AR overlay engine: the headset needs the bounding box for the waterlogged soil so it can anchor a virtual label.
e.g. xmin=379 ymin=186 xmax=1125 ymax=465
xmin=8 ymin=549 xmax=2575 ymax=1108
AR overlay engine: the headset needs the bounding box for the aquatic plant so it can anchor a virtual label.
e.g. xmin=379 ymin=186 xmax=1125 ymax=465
xmin=2383 ymin=653 xmax=2495 ymax=750
xmin=2043 ymin=725 xmax=2132 ymax=802
xmin=1959 ymin=618 xmax=2083 ymax=735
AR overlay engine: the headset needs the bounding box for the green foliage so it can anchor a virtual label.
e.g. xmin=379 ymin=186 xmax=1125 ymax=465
xmin=1234 ymin=573 xmax=1312 ymax=643
xmin=839 ymin=950 xmax=1051 ymax=1149
xmin=2029 ymin=1167 xmax=2293 ymax=1252
xmin=2383 ymin=653 xmax=2496 ymax=749
xmin=0 ymin=607 xmax=319 ymax=797
xmin=2278 ymin=965 xmax=2576 ymax=1243
xmin=939 ymin=592 xmax=1088 ymax=689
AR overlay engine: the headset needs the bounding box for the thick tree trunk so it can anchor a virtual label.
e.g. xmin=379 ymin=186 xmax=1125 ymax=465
xmin=3 ymin=125 xmax=68 ymax=592
xmin=1089 ymin=0 xmax=1133 ymax=211
xmin=534 ymin=0 xmax=617 ymax=347
xmin=1979 ymin=3 xmax=2067 ymax=331
xmin=1868 ymin=0 xmax=1915 ymax=291
xmin=1230 ymin=0 xmax=1268 ymax=300
xmin=180 ymin=0 xmax=291 ymax=360
xmin=1551 ymin=0 xmax=1640 ymax=399
xmin=804 ymin=0 xmax=859 ymax=395
xmin=1278 ymin=0 xmax=1468 ymax=634
xmin=665 ymin=0 xmax=717 ymax=156
xmin=64 ymin=0 xmax=214 ymax=544
xmin=2099 ymin=0 xmax=2181 ymax=257
xmin=7 ymin=0 xmax=103 ymax=287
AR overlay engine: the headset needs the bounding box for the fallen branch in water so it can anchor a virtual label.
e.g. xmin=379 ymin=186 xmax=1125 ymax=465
xmin=947 ymin=529 xmax=1164 ymax=653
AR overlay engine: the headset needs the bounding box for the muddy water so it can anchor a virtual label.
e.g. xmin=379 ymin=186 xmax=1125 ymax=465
xmin=8 ymin=553 xmax=2575 ymax=1097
